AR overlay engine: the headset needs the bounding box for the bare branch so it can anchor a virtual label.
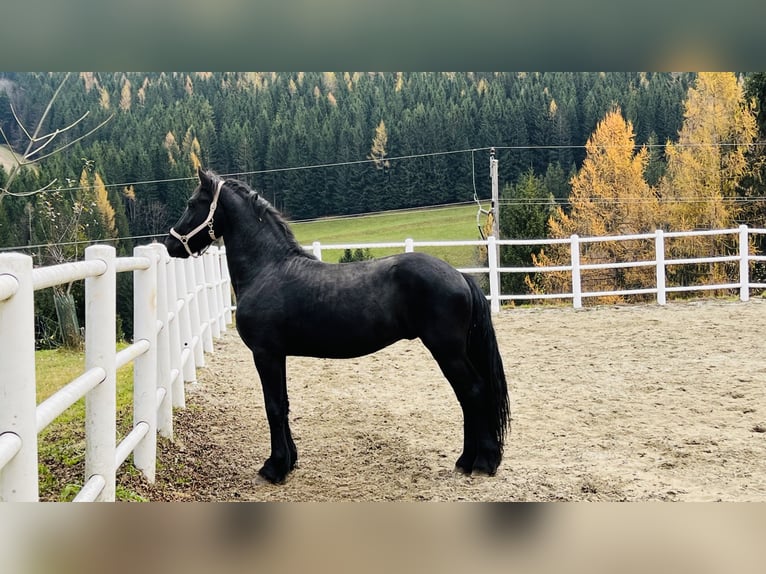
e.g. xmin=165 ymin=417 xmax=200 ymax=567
xmin=8 ymin=99 xmax=35 ymax=142
xmin=0 ymin=178 xmax=58 ymax=197
xmin=0 ymin=72 xmax=111 ymax=198
xmin=22 ymin=72 xmax=72 ymax=158
xmin=21 ymin=109 xmax=91 ymax=160
xmin=24 ymin=114 xmax=113 ymax=164
xmin=10 ymin=97 xmax=97 ymax=164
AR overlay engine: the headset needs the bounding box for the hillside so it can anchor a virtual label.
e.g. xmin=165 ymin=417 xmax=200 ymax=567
xmin=0 ymin=72 xmax=694 ymax=227
xmin=291 ymin=203 xmax=488 ymax=266
xmin=0 ymin=144 xmax=20 ymax=173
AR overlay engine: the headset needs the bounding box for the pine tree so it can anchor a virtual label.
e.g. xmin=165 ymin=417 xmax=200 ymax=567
xmin=498 ymin=170 xmax=555 ymax=296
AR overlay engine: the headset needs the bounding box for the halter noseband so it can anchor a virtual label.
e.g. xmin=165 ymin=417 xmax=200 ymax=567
xmin=169 ymin=178 xmax=224 ymax=257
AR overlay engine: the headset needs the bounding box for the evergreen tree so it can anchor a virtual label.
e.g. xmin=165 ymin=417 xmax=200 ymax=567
xmin=542 ymin=161 xmax=572 ymax=203
xmin=1 ymin=71 xmax=699 ymax=242
xmin=498 ymin=170 xmax=555 ymax=296
xmin=644 ymin=132 xmax=666 ymax=187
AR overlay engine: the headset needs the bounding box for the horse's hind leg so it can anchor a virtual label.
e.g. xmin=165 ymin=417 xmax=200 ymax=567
xmin=428 ymin=348 xmax=502 ymax=476
xmin=253 ymin=352 xmax=296 ymax=484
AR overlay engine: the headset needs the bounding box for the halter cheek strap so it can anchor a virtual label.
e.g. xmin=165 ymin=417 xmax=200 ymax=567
xmin=169 ymin=179 xmax=224 ymax=257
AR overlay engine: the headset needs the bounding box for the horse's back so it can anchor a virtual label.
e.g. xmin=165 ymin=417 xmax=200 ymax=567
xmin=235 ymin=252 xmax=474 ymax=358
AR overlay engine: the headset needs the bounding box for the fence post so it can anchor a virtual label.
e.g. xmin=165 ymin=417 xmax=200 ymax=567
xmin=194 ymin=256 xmax=214 ymax=354
xmin=220 ymin=247 xmax=233 ymax=326
xmin=165 ymin=253 xmax=185 ymax=409
xmin=184 ymin=259 xmax=205 ymax=368
xmin=0 ymin=253 xmax=38 ymax=502
xmin=487 ymin=235 xmax=500 ymax=314
xmin=176 ymin=258 xmax=199 ymax=382
xmin=739 ymin=224 xmax=750 ymax=302
xmin=312 ymin=241 xmax=323 ymax=261
xmin=210 ymin=247 xmax=226 ymax=333
xmin=405 ymin=238 xmax=414 ymax=253
xmin=570 ymin=234 xmax=582 ymax=309
xmin=655 ymin=229 xmax=666 ymax=305
xmin=152 ymin=244 xmax=173 ymax=440
xmin=83 ymin=245 xmax=117 ymax=501
xmin=132 ymin=245 xmax=158 ymax=482
xmin=203 ymin=249 xmax=221 ymax=340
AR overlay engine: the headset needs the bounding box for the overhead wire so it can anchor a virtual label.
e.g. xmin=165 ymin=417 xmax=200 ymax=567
xmin=4 ymin=141 xmax=766 ymax=251
xmin=6 ymin=141 xmax=765 ymax=196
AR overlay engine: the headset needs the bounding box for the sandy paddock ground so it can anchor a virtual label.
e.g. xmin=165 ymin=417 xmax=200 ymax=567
xmin=131 ymin=299 xmax=766 ymax=501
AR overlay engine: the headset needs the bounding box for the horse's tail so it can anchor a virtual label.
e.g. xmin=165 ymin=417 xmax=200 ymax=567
xmin=463 ymin=273 xmax=511 ymax=452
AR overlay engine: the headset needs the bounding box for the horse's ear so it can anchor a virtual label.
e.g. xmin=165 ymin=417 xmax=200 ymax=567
xmin=197 ymin=167 xmax=215 ymax=191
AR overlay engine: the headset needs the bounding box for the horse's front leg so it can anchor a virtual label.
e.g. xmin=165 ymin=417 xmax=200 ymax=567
xmin=253 ymin=351 xmax=296 ymax=484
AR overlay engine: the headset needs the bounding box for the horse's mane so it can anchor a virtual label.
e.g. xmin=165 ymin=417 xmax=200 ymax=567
xmin=224 ymin=177 xmax=314 ymax=259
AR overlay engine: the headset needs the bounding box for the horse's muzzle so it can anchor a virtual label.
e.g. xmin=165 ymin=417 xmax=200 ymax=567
xmin=163 ymin=233 xmax=190 ymax=258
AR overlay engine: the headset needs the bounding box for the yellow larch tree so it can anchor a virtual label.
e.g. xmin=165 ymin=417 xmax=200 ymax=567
xmin=92 ymin=171 xmax=116 ymax=238
xmin=658 ymin=72 xmax=757 ymax=287
xmin=661 ymin=72 xmax=756 ymax=229
xmin=529 ymin=107 xmax=659 ymax=303
xmin=119 ymin=78 xmax=132 ymax=112
xmin=368 ymin=120 xmax=390 ymax=171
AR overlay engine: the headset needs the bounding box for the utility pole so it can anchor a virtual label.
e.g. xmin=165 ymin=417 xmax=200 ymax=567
xmin=488 ymin=147 xmax=501 ymax=312
xmin=489 ymin=147 xmax=500 ymax=240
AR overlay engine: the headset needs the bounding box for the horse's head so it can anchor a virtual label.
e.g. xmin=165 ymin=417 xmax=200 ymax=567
xmin=164 ymin=167 xmax=226 ymax=258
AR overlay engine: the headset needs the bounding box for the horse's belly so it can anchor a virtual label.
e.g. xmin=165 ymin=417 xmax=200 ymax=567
xmin=286 ymin=315 xmax=410 ymax=359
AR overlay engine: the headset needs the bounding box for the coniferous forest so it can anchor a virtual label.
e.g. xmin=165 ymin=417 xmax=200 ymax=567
xmin=1 ymin=72 xmax=703 ymax=248
xmin=2 ymin=72 xmax=766 ymax=342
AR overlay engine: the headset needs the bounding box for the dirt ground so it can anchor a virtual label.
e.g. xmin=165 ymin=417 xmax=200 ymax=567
xmin=127 ymin=299 xmax=766 ymax=501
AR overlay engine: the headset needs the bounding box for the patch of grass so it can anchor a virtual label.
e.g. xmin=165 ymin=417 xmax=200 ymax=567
xmin=35 ymin=343 xmax=148 ymax=501
xmin=116 ymin=484 xmax=149 ymax=502
xmin=291 ymin=204 xmax=488 ymax=267
xmin=35 ymin=347 xmax=86 ymax=404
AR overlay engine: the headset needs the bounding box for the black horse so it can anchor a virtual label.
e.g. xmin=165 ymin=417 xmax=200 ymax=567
xmin=164 ymin=168 xmax=510 ymax=484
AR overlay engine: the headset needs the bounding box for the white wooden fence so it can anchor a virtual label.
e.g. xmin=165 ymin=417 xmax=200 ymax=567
xmin=2 ymin=225 xmax=764 ymax=501
xmin=0 ymin=243 xmax=232 ymax=502
xmin=307 ymin=225 xmax=766 ymax=313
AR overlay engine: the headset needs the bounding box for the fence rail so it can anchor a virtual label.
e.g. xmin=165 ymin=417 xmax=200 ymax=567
xmin=305 ymin=225 xmax=766 ymax=313
xmin=0 ymin=243 xmax=232 ymax=502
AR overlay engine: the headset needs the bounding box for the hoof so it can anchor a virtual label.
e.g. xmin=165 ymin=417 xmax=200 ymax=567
xmin=455 ymin=452 xmax=474 ymax=474
xmin=470 ymin=464 xmax=498 ymax=477
xmin=456 ymin=449 xmax=500 ymax=477
xmin=471 ymin=452 xmax=501 ymax=476
xmin=258 ymin=458 xmax=291 ymax=484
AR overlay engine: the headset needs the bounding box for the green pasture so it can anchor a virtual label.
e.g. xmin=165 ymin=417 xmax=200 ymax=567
xmin=35 ymin=344 xmax=146 ymax=501
xmin=291 ymin=203 xmax=489 ymax=267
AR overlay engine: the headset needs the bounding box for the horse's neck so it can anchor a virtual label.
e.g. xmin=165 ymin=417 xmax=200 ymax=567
xmin=222 ymin=202 xmax=304 ymax=291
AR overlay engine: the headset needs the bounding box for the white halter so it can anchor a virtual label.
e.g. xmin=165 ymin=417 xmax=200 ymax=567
xmin=169 ymin=179 xmax=224 ymax=257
